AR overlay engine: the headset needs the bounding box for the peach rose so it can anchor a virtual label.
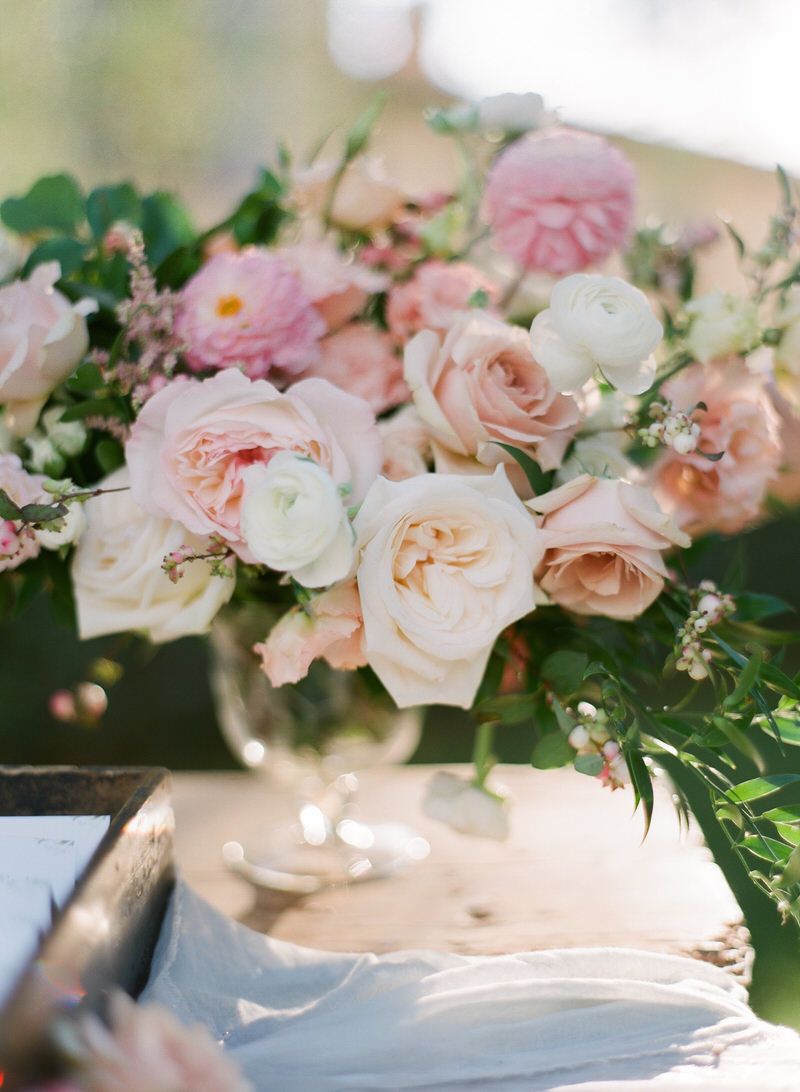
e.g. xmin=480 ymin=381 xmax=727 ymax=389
xmin=291 ymin=158 xmax=405 ymax=232
xmin=404 ymin=311 xmax=581 ymax=486
xmin=377 ymin=405 xmax=431 ymax=481
xmin=303 ymin=323 xmax=408 ymax=414
xmin=278 ymin=239 xmax=388 ymax=332
xmin=255 ymin=582 xmax=366 ymax=687
xmin=354 ymin=468 xmax=544 ymax=708
xmin=0 ymin=262 xmax=95 ymax=435
xmin=651 ymin=360 xmax=782 ymax=535
xmin=529 ymin=474 xmax=690 ymax=620
xmin=125 ymin=369 xmax=382 ymax=561
xmin=386 ymin=261 xmax=498 ymax=343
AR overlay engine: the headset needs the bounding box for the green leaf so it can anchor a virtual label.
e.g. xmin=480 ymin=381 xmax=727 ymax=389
xmin=754 ymin=710 xmax=800 ymax=746
xmin=531 ymin=731 xmax=574 ymax=769
xmin=492 ymin=442 xmax=554 ymax=494
xmin=1 ymin=174 xmax=85 ymax=235
xmin=60 ymin=397 xmax=131 ymax=424
xmin=18 ymin=501 xmax=67 ymax=523
xmin=625 ymin=747 xmax=654 ymax=838
xmin=727 ymin=774 xmax=800 ymax=803
xmin=781 ymin=844 xmax=800 ymax=885
xmin=723 ymin=220 xmax=746 ymax=260
xmin=344 ymin=92 xmax=388 ymax=161
xmin=710 ymin=714 xmax=763 ymax=767
xmin=67 ymin=361 xmax=104 ymax=394
xmin=0 ymin=489 xmax=22 ymax=519
xmin=475 ymin=692 xmax=534 ymax=725
xmin=141 ymin=191 xmax=195 ymax=266
xmin=95 ymin=438 xmax=125 ymax=475
xmin=777 ymin=164 xmax=794 ymax=209
xmin=23 ymin=237 xmax=87 ymax=278
xmin=551 ymin=696 xmax=575 ymax=734
xmin=541 ymin=650 xmax=589 ymax=697
xmin=763 ymin=805 xmax=800 ymax=825
xmin=734 ymin=592 xmax=794 ymax=622
xmin=86 ymin=182 xmax=142 ymax=238
xmin=758 ymin=662 xmax=800 ymax=701
xmin=741 ymin=834 xmax=794 ymax=864
xmin=574 ymin=753 xmax=604 ymax=777
xmin=722 ymin=650 xmax=762 ymax=708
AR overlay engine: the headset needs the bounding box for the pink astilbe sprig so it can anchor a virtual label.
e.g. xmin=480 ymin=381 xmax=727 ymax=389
xmin=110 ymin=229 xmax=184 ymax=406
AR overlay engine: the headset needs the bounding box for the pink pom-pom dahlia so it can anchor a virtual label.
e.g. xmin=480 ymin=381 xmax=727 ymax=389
xmin=175 ymin=248 xmax=325 ymax=379
xmin=483 ymin=128 xmax=636 ymax=276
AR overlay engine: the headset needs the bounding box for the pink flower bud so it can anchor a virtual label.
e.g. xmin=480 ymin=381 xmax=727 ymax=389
xmin=49 ymin=689 xmax=76 ymax=723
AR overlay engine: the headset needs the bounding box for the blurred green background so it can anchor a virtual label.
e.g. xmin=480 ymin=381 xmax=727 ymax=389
xmin=0 ymin=0 xmax=797 ymax=768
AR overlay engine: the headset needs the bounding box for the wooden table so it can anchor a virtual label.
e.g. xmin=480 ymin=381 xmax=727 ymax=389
xmin=172 ymin=766 xmax=742 ymax=961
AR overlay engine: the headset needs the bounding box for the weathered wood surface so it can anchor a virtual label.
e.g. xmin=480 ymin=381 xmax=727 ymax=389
xmin=172 ymin=765 xmax=741 ymax=958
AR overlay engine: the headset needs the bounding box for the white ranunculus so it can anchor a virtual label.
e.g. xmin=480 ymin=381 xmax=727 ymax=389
xmin=35 ymin=502 xmax=86 ymax=550
xmin=240 ymin=452 xmax=354 ymax=588
xmin=423 ymin=771 xmax=510 ymax=840
xmin=476 ymin=92 xmax=555 ymax=134
xmin=684 ymin=291 xmax=760 ymax=364
xmin=72 ymin=468 xmax=233 ymax=642
xmin=530 ymin=274 xmax=662 ymax=395
xmin=354 ymin=467 xmax=544 ymax=709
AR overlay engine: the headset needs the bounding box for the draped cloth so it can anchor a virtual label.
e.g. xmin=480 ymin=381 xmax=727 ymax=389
xmin=142 ymin=880 xmax=800 ymax=1090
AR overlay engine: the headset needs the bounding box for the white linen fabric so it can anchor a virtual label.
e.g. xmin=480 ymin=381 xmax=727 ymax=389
xmin=142 ymin=880 xmax=800 ymax=1090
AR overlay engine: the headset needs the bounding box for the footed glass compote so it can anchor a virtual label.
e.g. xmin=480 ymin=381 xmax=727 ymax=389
xmin=210 ymin=604 xmax=429 ymax=895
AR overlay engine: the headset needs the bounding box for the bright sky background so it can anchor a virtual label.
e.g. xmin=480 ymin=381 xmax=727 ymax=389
xmin=328 ymin=0 xmax=799 ymax=172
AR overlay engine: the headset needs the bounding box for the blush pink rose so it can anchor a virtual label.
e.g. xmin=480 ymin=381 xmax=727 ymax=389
xmin=404 ymin=311 xmax=581 ymax=485
xmin=303 ymin=323 xmax=408 ymax=415
xmin=175 ymin=249 xmax=325 ymax=379
xmin=0 ymin=453 xmax=44 ymax=571
xmin=483 ymin=128 xmax=636 ymax=275
xmin=278 ymin=239 xmax=388 ymax=332
xmin=386 ymin=260 xmax=498 ymax=344
xmin=378 ymin=405 xmax=431 ymax=481
xmin=255 ymin=581 xmax=366 ymax=686
xmin=0 ymin=261 xmax=95 ymax=435
xmin=529 ymin=474 xmax=690 ymax=620
xmin=651 ymin=360 xmax=782 ymax=535
xmin=125 ymin=369 xmax=382 ymax=561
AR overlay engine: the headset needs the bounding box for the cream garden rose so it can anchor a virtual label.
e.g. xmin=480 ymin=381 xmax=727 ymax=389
xmin=354 ymin=468 xmax=544 ymax=708
xmin=684 ymin=292 xmax=760 ymax=363
xmin=0 ymin=262 xmax=96 ymax=435
xmin=72 ymin=468 xmax=234 ymax=642
xmin=530 ymin=274 xmax=662 ymax=395
xmin=529 ymin=474 xmax=689 ymax=620
xmin=240 ymin=452 xmax=354 ymax=588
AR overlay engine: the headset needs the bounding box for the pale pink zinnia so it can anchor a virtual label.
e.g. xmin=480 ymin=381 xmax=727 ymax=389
xmin=651 ymin=360 xmax=782 ymax=536
xmin=0 ymin=453 xmax=44 ymax=572
xmin=304 ymin=323 xmax=408 ymax=415
xmin=386 ymin=260 xmax=498 ymax=344
xmin=278 ymin=239 xmax=388 ymax=332
xmin=175 ymin=248 xmax=325 ymax=379
xmin=483 ymin=128 xmax=636 ymax=275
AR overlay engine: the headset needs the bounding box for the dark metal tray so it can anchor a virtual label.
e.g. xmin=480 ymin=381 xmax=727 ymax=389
xmin=0 ymin=766 xmax=175 ymax=1088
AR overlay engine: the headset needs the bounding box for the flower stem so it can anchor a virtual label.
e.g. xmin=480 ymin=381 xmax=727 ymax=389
xmin=472 ymin=720 xmax=497 ymax=788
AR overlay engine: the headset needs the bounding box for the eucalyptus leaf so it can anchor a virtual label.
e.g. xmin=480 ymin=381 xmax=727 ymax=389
xmin=541 ymin=650 xmax=589 ymax=696
xmin=531 ymin=731 xmax=573 ymax=769
xmin=574 ymin=753 xmax=604 ymax=777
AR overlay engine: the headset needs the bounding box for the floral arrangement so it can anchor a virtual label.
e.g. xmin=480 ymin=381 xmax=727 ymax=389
xmin=1 ymin=93 xmax=800 ymax=963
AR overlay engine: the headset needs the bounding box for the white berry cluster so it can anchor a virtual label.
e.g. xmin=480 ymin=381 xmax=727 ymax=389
xmin=675 ymin=580 xmax=736 ymax=680
xmin=637 ymin=399 xmax=701 ymax=456
xmin=567 ymin=701 xmax=629 ymax=789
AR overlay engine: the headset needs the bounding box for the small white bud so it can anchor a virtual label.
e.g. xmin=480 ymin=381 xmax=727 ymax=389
xmin=568 ymin=725 xmax=590 ymax=749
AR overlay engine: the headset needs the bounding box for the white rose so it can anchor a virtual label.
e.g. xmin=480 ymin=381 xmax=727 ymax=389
xmin=240 ymin=452 xmax=354 ymax=588
xmin=0 ymin=262 xmax=97 ymax=436
xmin=72 ymin=468 xmax=233 ymax=642
xmin=35 ymin=502 xmax=86 ymax=550
xmin=423 ymin=771 xmax=510 ymax=841
xmin=530 ymin=274 xmax=662 ymax=395
xmin=0 ymin=227 xmax=28 ymax=282
xmin=354 ymin=467 xmax=544 ymax=709
xmin=684 ymin=291 xmax=760 ymax=364
xmin=476 ymin=92 xmax=555 ymax=134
